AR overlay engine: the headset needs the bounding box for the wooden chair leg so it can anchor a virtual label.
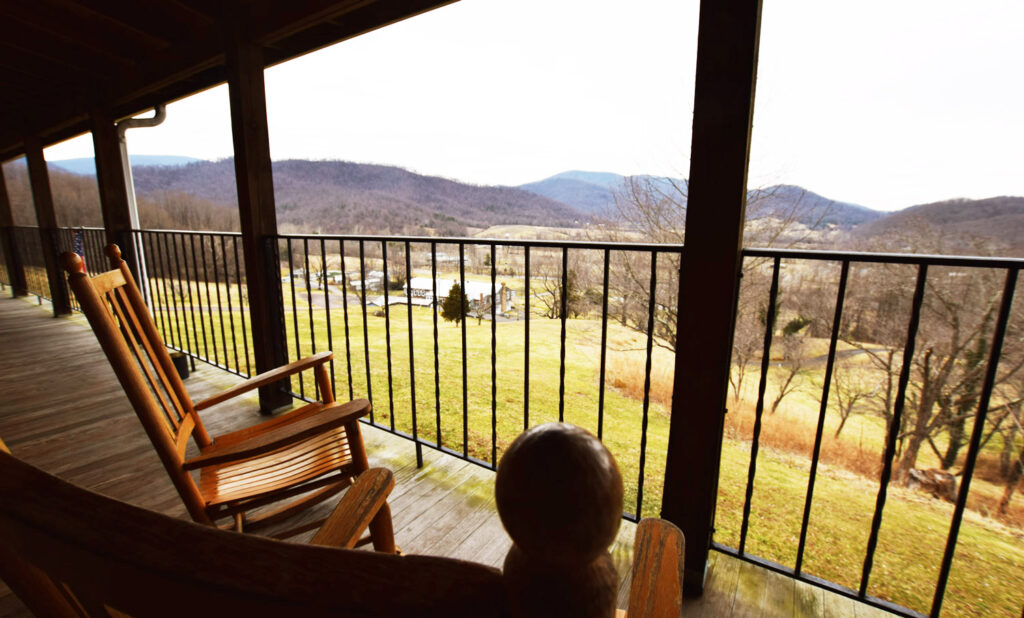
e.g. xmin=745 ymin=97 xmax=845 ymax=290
xmin=369 ymin=503 xmax=396 ymax=553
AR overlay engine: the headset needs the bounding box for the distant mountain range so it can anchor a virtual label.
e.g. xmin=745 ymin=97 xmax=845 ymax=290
xmin=518 ymin=171 xmax=882 ymax=228
xmin=49 ymin=155 xmax=204 ymax=176
xmin=130 ymin=159 xmax=586 ymax=234
xmin=32 ymin=156 xmax=1024 ymax=254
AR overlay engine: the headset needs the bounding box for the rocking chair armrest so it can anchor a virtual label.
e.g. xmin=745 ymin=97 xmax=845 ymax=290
xmin=625 ymin=518 xmax=686 ymax=617
xmin=193 ymin=351 xmax=333 ymax=411
xmin=310 ymin=468 xmax=395 ymax=549
xmin=183 ymin=399 xmax=369 ymax=470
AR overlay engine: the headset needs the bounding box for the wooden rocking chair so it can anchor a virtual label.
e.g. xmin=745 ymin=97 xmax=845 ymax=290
xmin=60 ymin=245 xmax=391 ymax=546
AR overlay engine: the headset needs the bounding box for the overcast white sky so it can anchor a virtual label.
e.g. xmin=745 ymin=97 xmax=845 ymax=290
xmin=43 ymin=0 xmax=1024 ymax=211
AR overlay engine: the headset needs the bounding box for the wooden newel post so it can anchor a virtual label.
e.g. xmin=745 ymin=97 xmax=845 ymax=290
xmin=496 ymin=423 xmax=623 ymax=618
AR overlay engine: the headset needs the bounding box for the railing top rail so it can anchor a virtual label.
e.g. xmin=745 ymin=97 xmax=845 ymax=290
xmin=133 ymin=228 xmax=242 ymax=238
xmin=272 ymin=232 xmax=685 ymax=253
xmin=742 ymin=246 xmax=1024 ymax=269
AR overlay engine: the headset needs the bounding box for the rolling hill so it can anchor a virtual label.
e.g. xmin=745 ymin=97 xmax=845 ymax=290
xmin=520 ymin=171 xmax=882 ymax=228
xmin=130 ymin=159 xmax=587 ymax=234
xmin=853 ymin=196 xmax=1024 ymax=253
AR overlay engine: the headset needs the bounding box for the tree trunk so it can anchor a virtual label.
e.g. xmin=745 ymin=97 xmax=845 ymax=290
xmin=941 ymin=415 xmax=966 ymax=470
xmin=997 ymin=441 xmax=1023 ymax=515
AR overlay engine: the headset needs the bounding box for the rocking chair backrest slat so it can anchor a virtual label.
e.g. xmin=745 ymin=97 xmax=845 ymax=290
xmin=107 ymin=286 xmax=182 ymax=432
xmin=61 ymin=250 xmax=212 ymax=524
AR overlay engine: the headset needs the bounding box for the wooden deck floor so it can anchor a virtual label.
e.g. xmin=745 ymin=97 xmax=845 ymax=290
xmin=0 ymin=294 xmax=893 ymax=617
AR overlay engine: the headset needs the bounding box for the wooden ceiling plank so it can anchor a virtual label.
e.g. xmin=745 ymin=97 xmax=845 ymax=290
xmin=0 ymin=18 xmax=136 ymax=76
xmin=0 ymin=2 xmax=163 ymax=60
xmin=40 ymin=0 xmax=172 ymax=51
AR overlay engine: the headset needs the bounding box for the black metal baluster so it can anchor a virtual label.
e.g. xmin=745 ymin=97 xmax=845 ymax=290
xmin=382 ymin=241 xmax=396 ymax=430
xmin=188 ymin=234 xmax=210 ymax=363
xmin=321 ymin=238 xmax=336 ymax=397
xmin=359 ymin=240 xmax=374 ymax=420
xmin=339 ymin=240 xmax=354 ymax=400
xmin=198 ymin=235 xmax=218 ymax=368
xmin=303 ymin=238 xmax=317 ymax=399
xmin=860 ymin=264 xmax=929 ymax=597
xmin=635 ymin=251 xmax=658 ymax=519
xmin=173 ymin=233 xmax=200 ymax=358
xmin=930 ymin=267 xmax=1018 ymax=617
xmin=795 ymin=260 xmax=850 ymax=574
xmin=158 ymin=233 xmax=182 ymax=351
xmin=286 ymin=238 xmax=302 ymax=398
xmin=739 ymin=256 xmax=782 ymax=554
xmin=432 ymin=242 xmax=442 ymax=447
xmin=232 ymin=236 xmax=250 ymax=376
xmin=524 ymin=246 xmax=530 ymax=431
xmin=558 ymin=246 xmax=568 ymax=422
xmin=490 ymin=243 xmax=497 ymax=468
xmin=217 ymin=236 xmax=236 ymax=374
xmin=598 ymin=249 xmax=610 ymax=441
xmin=459 ymin=243 xmax=468 ymax=458
xmin=406 ymin=241 xmax=421 ymax=467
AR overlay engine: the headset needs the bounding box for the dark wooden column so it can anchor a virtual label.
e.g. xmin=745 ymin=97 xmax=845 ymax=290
xmin=90 ymin=107 xmax=138 ymax=274
xmin=24 ymin=135 xmax=72 ymax=316
xmin=660 ymin=0 xmax=763 ymax=596
xmin=0 ymin=166 xmax=27 ymax=296
xmin=225 ymin=24 xmax=291 ymax=412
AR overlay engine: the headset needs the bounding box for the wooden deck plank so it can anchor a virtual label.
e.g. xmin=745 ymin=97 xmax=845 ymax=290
xmin=0 ymin=296 xmax=900 ymax=617
xmin=795 ymin=580 xmax=825 ymax=617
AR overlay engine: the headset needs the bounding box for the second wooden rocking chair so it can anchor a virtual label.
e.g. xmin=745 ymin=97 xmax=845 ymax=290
xmin=61 ymin=244 xmax=392 ymax=547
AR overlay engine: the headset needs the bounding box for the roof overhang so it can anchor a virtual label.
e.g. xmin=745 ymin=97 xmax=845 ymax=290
xmin=0 ymin=0 xmax=455 ymax=163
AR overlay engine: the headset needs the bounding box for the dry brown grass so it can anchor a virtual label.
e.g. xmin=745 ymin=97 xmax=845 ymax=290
xmin=605 ymin=355 xmax=1024 ymax=527
xmin=606 ymin=353 xmax=674 ymax=409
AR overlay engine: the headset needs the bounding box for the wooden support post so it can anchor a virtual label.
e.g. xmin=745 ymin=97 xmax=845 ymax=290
xmin=0 ymin=167 xmax=27 ymax=296
xmin=660 ymin=0 xmax=763 ymax=596
xmin=24 ymin=135 xmax=71 ymax=316
xmin=225 ymin=22 xmax=291 ymax=412
xmin=90 ymin=107 xmax=138 ymax=275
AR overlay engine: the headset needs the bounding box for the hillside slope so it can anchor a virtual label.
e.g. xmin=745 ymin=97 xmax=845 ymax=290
xmin=132 ymin=159 xmax=586 ymax=234
xmin=854 ymin=196 xmax=1024 ymax=253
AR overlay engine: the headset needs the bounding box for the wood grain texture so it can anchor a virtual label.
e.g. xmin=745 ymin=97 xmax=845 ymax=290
xmin=627 ymin=518 xmax=685 ymax=617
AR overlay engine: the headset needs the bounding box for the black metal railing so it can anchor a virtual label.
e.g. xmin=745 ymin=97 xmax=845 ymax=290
xmin=5 ymin=224 xmax=1019 ymax=616
xmin=55 ymin=227 xmax=108 ymax=311
xmin=131 ymin=229 xmax=253 ymax=379
xmin=715 ymin=247 xmax=1024 ymax=618
xmin=270 ymin=233 xmax=680 ymax=522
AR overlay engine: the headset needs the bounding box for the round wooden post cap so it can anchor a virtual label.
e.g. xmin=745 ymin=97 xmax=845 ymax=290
xmin=60 ymin=251 xmax=84 ymax=274
xmin=495 ymin=423 xmax=623 ymax=566
xmin=105 ymin=244 xmax=122 ymax=260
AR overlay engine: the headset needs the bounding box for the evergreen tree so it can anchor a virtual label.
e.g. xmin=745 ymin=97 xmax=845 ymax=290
xmin=440 ymin=283 xmax=469 ymax=324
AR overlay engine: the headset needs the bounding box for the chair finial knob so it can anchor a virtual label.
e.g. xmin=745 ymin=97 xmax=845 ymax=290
xmin=60 ymin=251 xmax=85 ymax=274
xmin=105 ymin=244 xmax=122 ymax=260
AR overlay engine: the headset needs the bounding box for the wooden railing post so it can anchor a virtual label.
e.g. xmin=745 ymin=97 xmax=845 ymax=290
xmin=90 ymin=107 xmax=138 ymax=276
xmin=23 ymin=135 xmax=71 ymax=316
xmin=660 ymin=0 xmax=763 ymax=596
xmin=0 ymin=166 xmax=27 ymax=296
xmin=496 ymin=423 xmax=623 ymax=618
xmin=225 ymin=16 xmax=291 ymax=412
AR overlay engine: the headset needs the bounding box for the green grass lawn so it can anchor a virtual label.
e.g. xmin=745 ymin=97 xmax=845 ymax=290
xmin=150 ymin=280 xmax=1024 ymax=616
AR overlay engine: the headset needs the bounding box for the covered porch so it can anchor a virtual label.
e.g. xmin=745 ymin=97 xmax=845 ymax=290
xmin=0 ymin=294 xmax=890 ymax=617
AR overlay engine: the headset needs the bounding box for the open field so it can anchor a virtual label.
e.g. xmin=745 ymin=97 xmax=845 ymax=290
xmin=147 ymin=278 xmax=1024 ymax=616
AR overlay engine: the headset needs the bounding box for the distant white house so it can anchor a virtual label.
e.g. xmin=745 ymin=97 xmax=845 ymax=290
xmin=403 ymin=277 xmax=515 ymax=314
